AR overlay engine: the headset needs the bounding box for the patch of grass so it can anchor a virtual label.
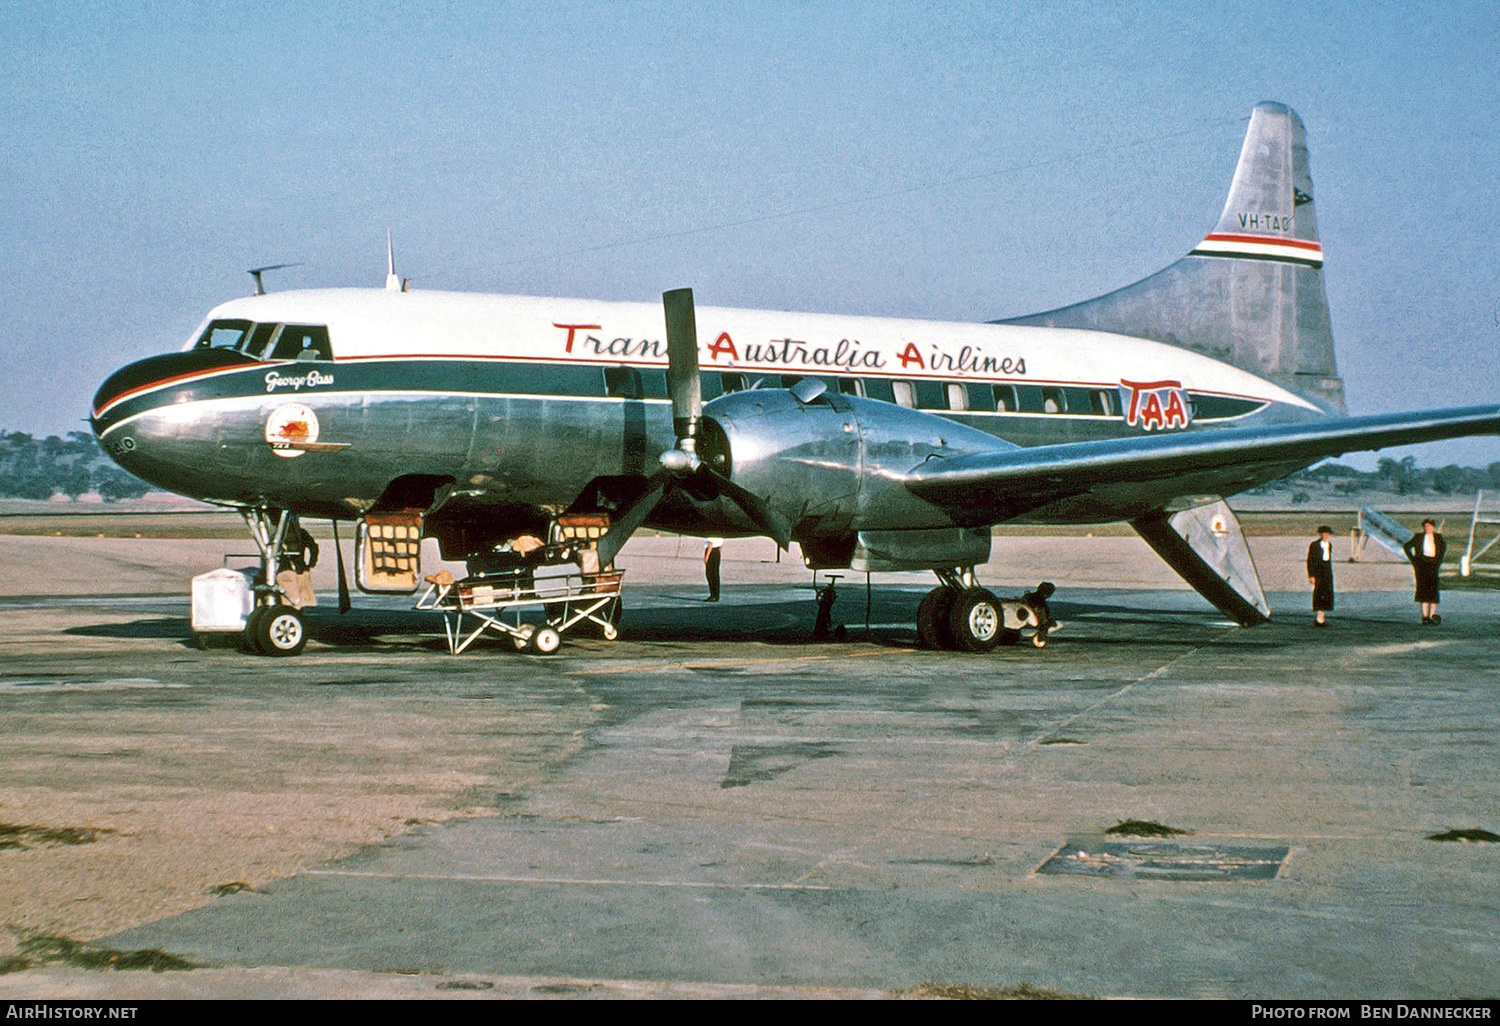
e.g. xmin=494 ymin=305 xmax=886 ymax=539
xmin=6 ymin=932 xmax=198 ymax=973
xmin=1104 ymin=819 xmax=1191 ymax=838
xmin=1427 ymin=828 xmax=1500 ymax=843
xmin=899 ymin=981 xmax=1090 ymax=1000
xmin=0 ymin=823 xmax=112 ymax=850
xmin=208 ymin=881 xmax=258 ymax=896
xmin=531 ymin=982 xmax=601 ymax=994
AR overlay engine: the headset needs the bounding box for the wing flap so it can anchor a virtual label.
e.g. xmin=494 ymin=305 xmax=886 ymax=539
xmin=905 ymin=406 xmax=1500 ymax=523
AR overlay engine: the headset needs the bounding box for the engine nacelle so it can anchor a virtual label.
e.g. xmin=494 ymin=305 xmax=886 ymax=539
xmin=699 ymin=387 xmax=1016 ymax=540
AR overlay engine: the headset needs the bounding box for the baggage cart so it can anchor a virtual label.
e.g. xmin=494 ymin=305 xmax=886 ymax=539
xmin=416 ymin=568 xmax=623 ymax=654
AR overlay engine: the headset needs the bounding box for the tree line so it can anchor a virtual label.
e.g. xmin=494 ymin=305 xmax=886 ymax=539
xmin=0 ymin=430 xmax=152 ymax=501
xmin=1252 ymin=457 xmax=1500 ymax=499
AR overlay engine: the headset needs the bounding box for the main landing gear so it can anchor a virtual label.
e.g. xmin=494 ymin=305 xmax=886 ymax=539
xmin=915 ymin=568 xmax=1049 ymax=652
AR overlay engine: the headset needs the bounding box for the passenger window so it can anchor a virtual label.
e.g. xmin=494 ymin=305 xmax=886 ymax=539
xmin=992 ymin=385 xmax=1016 ymax=412
xmin=274 ymin=325 xmax=332 ymax=361
xmin=1041 ymin=387 xmax=1065 ymax=414
xmin=603 ymin=366 xmax=643 ymax=399
xmin=1090 ymin=389 xmax=1117 ymax=416
xmin=837 ymin=377 xmax=863 ymax=397
xmin=945 ymin=383 xmax=968 ymax=412
xmin=195 ymin=319 xmax=252 ymax=351
xmin=640 ymin=369 xmax=668 ymax=399
xmin=1014 ymin=385 xmax=1046 ymax=413
xmin=719 ymin=372 xmax=746 ymax=394
xmin=892 ymin=381 xmax=916 ymax=408
xmin=700 ymin=373 xmax=723 ymax=401
xmin=864 ymin=379 xmax=896 ymax=403
xmin=965 ymin=383 xmax=996 ymax=412
xmin=913 ymin=381 xmax=945 ymax=410
xmin=532 ymin=365 xmax=606 ymax=397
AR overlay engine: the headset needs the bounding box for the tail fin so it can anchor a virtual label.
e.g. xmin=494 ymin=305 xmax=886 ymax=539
xmin=997 ymin=102 xmax=1345 ymax=415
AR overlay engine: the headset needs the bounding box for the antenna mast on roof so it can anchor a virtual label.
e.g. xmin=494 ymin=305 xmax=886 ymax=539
xmin=247 ymin=263 xmax=299 ymax=296
xmin=385 ymin=231 xmax=408 ymax=291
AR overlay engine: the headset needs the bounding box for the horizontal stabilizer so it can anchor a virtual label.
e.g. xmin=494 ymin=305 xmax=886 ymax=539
xmin=1134 ymin=502 xmax=1269 ymax=625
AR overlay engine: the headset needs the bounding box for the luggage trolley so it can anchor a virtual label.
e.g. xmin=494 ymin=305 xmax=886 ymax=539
xmin=415 ymin=514 xmax=623 ymax=654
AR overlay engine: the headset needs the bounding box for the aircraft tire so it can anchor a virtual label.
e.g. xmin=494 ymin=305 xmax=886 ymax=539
xmin=530 ymin=626 xmax=562 ymax=654
xmin=997 ymin=629 xmax=1021 ymax=646
xmin=916 ymin=587 xmax=959 ymax=649
xmin=947 ymin=588 xmax=1003 ymax=653
xmin=242 ymin=608 xmax=271 ymax=654
xmin=256 ymin=604 xmax=308 ymax=657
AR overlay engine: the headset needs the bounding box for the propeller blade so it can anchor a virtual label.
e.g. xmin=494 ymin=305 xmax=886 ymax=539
xmin=662 ymin=288 xmax=703 ymax=453
xmin=699 ymin=466 xmax=793 ymax=551
xmin=655 ymin=288 xmax=790 ymax=553
xmin=595 ymin=474 xmax=672 ymax=568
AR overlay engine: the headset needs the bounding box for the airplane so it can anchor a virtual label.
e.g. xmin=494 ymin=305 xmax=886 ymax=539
xmin=90 ymin=102 xmax=1500 ymax=656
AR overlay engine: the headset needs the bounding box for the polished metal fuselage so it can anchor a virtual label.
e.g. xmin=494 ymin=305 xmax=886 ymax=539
xmin=92 ymin=346 xmax=1319 ymax=548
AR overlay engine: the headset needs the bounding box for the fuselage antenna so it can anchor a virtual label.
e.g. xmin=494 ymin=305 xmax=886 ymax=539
xmin=385 ymin=231 xmax=406 ymax=291
xmin=248 ymin=263 xmax=299 ymax=296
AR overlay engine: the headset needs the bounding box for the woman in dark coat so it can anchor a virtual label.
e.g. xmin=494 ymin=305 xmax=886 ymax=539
xmin=1306 ymin=526 xmax=1335 ymax=626
xmin=1402 ymin=519 xmax=1446 ymax=625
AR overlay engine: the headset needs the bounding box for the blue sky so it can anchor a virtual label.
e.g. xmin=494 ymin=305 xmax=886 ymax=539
xmin=3 ymin=1 xmax=1498 ymax=466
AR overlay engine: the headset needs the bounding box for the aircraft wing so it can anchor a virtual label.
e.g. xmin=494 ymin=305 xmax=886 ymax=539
xmin=904 ymin=405 xmax=1500 ymax=524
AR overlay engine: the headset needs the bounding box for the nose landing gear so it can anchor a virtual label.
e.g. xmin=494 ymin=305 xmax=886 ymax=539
xmin=238 ymin=506 xmax=316 ymax=657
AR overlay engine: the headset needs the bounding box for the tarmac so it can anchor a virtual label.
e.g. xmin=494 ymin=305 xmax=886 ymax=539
xmin=0 ymin=531 xmax=1496 ymax=1000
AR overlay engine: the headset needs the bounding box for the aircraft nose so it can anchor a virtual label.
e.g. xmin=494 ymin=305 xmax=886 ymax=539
xmin=92 ymin=349 xmax=258 ymax=433
xmin=92 ymin=348 xmax=262 ymax=493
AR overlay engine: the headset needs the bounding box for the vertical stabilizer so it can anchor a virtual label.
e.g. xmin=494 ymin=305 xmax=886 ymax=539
xmin=998 ymin=102 xmax=1345 ymax=415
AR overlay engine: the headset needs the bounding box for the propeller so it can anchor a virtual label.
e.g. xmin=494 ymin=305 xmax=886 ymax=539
xmin=593 ymin=288 xmax=792 ymax=567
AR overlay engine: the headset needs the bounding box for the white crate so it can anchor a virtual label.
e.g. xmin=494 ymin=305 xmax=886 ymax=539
xmin=191 ymin=568 xmax=255 ymax=632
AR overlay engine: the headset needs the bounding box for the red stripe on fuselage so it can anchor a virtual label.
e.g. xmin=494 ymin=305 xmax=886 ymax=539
xmin=92 ymin=362 xmax=276 ymax=418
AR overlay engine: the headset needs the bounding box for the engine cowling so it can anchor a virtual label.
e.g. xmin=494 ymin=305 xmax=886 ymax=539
xmin=698 ymin=387 xmax=1017 ymax=540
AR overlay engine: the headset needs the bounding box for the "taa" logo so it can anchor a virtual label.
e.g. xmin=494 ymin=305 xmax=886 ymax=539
xmin=1120 ymin=379 xmax=1191 ymax=431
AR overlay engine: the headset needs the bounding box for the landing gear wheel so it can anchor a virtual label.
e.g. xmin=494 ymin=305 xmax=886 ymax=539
xmin=946 ymin=588 xmax=1003 ymax=653
xmin=997 ymin=629 xmax=1021 ymax=646
xmin=242 ymin=607 xmax=271 ymax=653
xmin=916 ymin=587 xmax=958 ymax=649
xmin=529 ymin=626 xmax=562 ymax=654
xmin=511 ymin=624 xmax=536 ymax=651
xmin=255 ymin=604 xmax=307 ymax=657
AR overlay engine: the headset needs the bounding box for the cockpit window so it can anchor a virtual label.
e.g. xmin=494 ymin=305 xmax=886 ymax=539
xmin=243 ymin=322 xmax=278 ymax=358
xmin=192 ymin=320 xmax=333 ymax=360
xmin=195 ymin=319 xmax=253 ymax=350
xmin=274 ymin=325 xmax=332 ymax=361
